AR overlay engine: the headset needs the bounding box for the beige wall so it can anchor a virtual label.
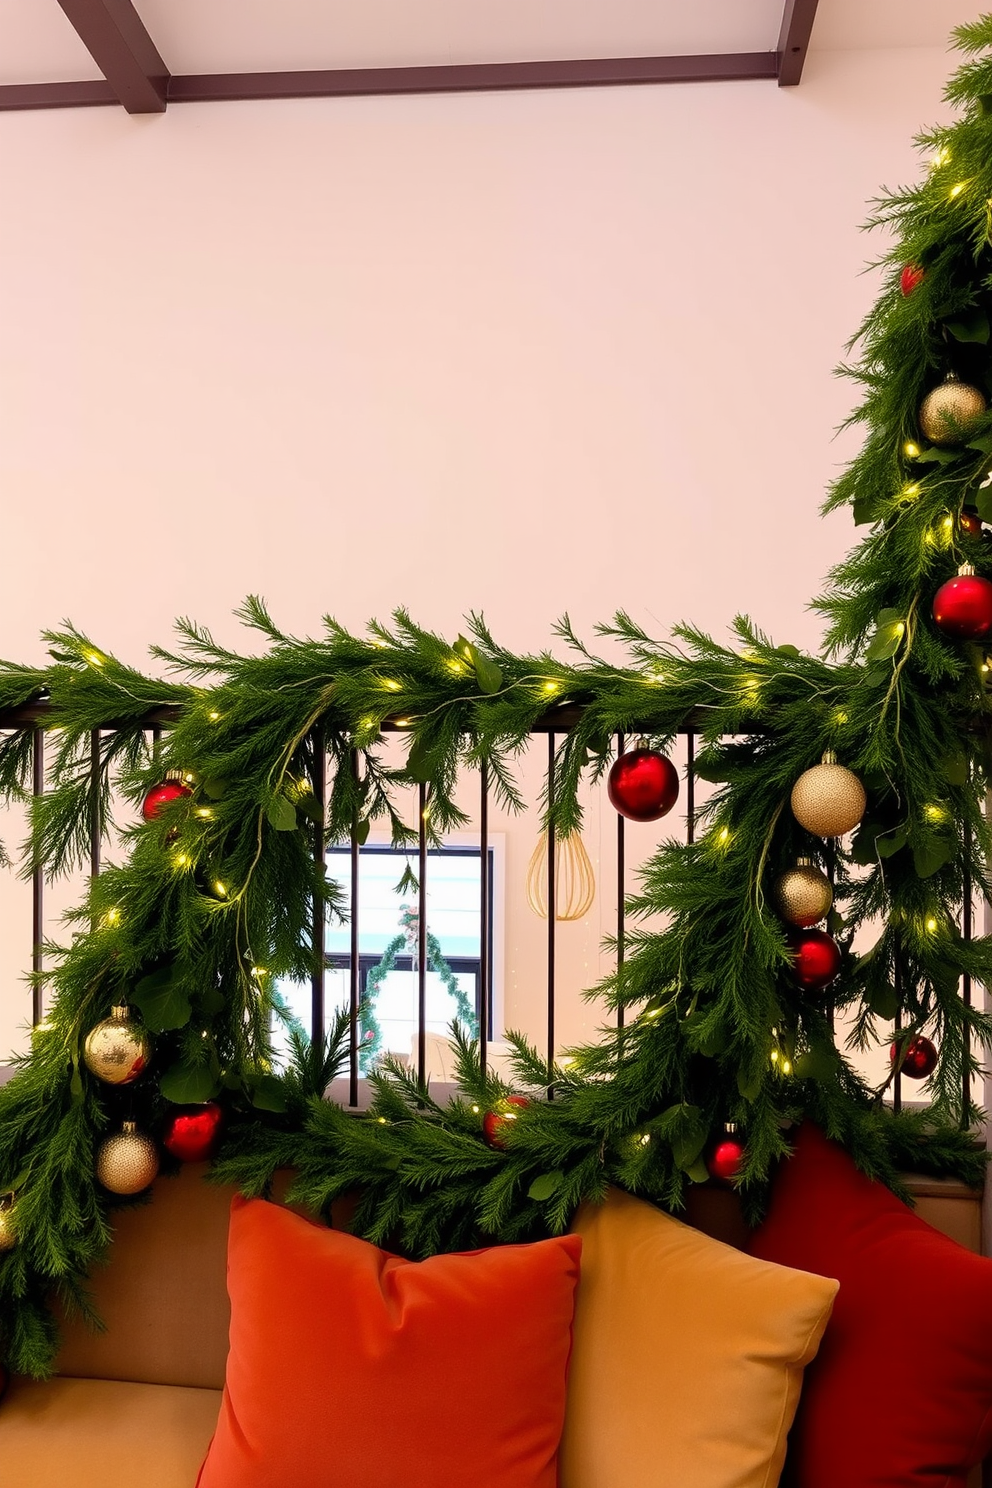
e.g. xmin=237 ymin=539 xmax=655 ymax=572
xmin=0 ymin=43 xmax=964 ymax=1064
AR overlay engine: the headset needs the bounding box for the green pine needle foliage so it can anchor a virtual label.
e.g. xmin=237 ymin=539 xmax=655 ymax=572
xmin=3 ymin=20 xmax=992 ymax=1378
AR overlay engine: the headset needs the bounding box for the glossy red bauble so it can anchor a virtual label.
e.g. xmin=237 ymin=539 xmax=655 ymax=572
xmin=142 ymin=778 xmax=192 ymax=822
xmin=890 ymin=1035 xmax=938 ymax=1080
xmin=959 ymin=511 xmax=984 ymax=539
xmin=707 ymin=1136 xmax=746 ymax=1183
xmin=900 ymin=263 xmax=925 ymax=296
xmin=162 ymin=1101 xmax=224 ymax=1163
xmin=932 ymin=571 xmax=992 ymax=640
xmin=607 ymin=747 xmax=680 ymax=823
xmin=789 ymin=928 xmax=842 ymax=991
xmin=482 ymin=1095 xmax=529 ymax=1149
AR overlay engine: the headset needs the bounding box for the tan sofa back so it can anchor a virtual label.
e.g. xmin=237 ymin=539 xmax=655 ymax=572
xmin=51 ymin=1163 xmax=983 ymax=1393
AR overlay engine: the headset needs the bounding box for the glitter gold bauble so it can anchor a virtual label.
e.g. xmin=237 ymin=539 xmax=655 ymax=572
xmin=96 ymin=1122 xmax=159 ymax=1195
xmin=918 ymin=373 xmax=987 ymax=447
xmin=791 ymin=752 xmax=866 ymax=838
xmin=83 ymin=1006 xmax=152 ymax=1086
xmin=0 ymin=1195 xmax=16 ymax=1253
xmin=774 ymin=859 xmax=833 ymax=927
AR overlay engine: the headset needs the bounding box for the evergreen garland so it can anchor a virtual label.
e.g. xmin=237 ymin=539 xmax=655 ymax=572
xmin=2 ymin=18 xmax=992 ymax=1379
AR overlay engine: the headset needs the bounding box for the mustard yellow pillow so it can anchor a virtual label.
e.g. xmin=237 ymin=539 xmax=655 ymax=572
xmin=560 ymin=1188 xmax=837 ymax=1488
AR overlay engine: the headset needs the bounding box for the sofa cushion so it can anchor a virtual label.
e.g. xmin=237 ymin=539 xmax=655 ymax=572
xmin=749 ymin=1123 xmax=992 ymax=1488
xmin=196 ymin=1195 xmax=582 ymax=1488
xmin=559 ymin=1187 xmax=837 ymax=1488
xmin=0 ymin=1376 xmax=221 ymax=1488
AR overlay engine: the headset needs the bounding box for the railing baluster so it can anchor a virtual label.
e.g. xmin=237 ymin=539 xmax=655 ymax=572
xmin=616 ymin=731 xmax=625 ymax=1033
xmin=962 ymin=819 xmax=973 ymax=1127
xmin=89 ymin=729 xmax=101 ymax=879
xmin=479 ymin=761 xmax=490 ymax=1077
xmin=31 ymin=728 xmax=44 ymax=1026
xmin=418 ymin=782 xmax=428 ymax=1088
xmin=348 ymin=750 xmax=360 ymax=1108
xmin=547 ymin=733 xmax=556 ymax=1096
xmin=310 ymin=727 xmax=326 ymax=1047
xmin=685 ymin=729 xmax=696 ymax=845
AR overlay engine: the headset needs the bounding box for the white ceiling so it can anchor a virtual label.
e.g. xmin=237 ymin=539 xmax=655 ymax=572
xmin=0 ymin=0 xmax=985 ymax=88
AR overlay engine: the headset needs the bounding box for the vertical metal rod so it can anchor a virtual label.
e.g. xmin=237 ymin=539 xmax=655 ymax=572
xmin=310 ymin=727 xmax=326 ymax=1046
xmin=348 ymin=750 xmax=360 ymax=1108
xmin=151 ymin=724 xmax=162 ymax=762
xmin=685 ymin=730 xmax=696 ymax=845
xmin=893 ymin=954 xmax=903 ymax=1115
xmin=89 ymin=729 xmax=101 ymax=879
xmin=479 ymin=761 xmax=490 ymax=1077
xmin=962 ymin=820 xmax=973 ymax=1126
xmin=616 ymin=731 xmax=625 ymax=1032
xmin=418 ymin=782 xmax=428 ymax=1087
xmin=547 ymin=733 xmax=556 ymax=1096
xmin=31 ymin=728 xmax=44 ymax=1026
xmin=824 ymin=839 xmax=837 ymax=1036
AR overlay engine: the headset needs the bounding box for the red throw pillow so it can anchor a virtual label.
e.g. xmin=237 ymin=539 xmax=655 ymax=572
xmin=749 ymin=1123 xmax=992 ymax=1488
xmin=196 ymin=1197 xmax=582 ymax=1488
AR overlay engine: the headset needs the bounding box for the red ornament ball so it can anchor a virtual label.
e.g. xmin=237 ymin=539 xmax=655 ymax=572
xmin=900 ymin=263 xmax=925 ymax=296
xmin=890 ymin=1035 xmax=938 ymax=1080
xmin=162 ymin=1101 xmax=224 ymax=1163
xmin=483 ymin=1095 xmax=529 ymax=1149
xmin=959 ymin=511 xmax=984 ymax=539
xmin=789 ymin=928 xmax=841 ymax=990
xmin=707 ymin=1134 xmax=746 ymax=1183
xmin=932 ymin=570 xmax=992 ymax=639
xmin=142 ymin=777 xmax=192 ymax=822
xmin=608 ymin=746 xmax=680 ymax=823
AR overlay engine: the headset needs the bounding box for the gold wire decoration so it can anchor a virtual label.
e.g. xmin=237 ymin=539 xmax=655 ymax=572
xmin=526 ymin=830 xmax=596 ymax=921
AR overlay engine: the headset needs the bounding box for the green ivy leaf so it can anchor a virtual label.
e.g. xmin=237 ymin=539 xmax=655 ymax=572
xmin=865 ymin=626 xmax=902 ymax=662
xmin=946 ymin=310 xmax=990 ymax=343
xmin=941 ymin=751 xmax=969 ymax=786
xmin=201 ymin=778 xmax=227 ymax=800
xmin=736 ymin=1068 xmax=763 ymax=1102
xmin=774 ymin=644 xmax=802 ymax=659
xmin=913 ymin=838 xmax=956 ymax=879
xmin=159 ymin=1061 xmax=220 ymax=1104
xmin=913 ymin=446 xmax=960 ymax=464
xmin=852 ymin=497 xmax=878 ymax=527
xmin=876 ymin=825 xmax=909 ymax=859
xmin=866 ymin=980 xmax=900 ymax=1019
xmin=528 ymin=1171 xmax=564 ymax=1201
xmin=794 ymin=1045 xmax=839 ymax=1083
xmin=266 ymin=794 xmax=297 ymax=832
xmin=404 ymin=735 xmax=434 ymax=783
xmin=672 ymin=1128 xmax=708 ymax=1171
xmin=473 ymin=654 xmax=503 ymax=695
xmin=295 ymin=792 xmax=323 ymax=824
xmin=685 ymin=1156 xmax=711 ymax=1184
xmin=976 ymin=485 xmax=992 ymax=524
xmin=355 ymin=817 xmax=371 ymax=846
xmin=132 ymin=966 xmax=192 ymax=1033
xmin=250 ymin=1075 xmax=288 ymax=1113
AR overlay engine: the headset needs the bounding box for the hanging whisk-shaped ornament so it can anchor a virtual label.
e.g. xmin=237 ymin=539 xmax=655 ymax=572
xmin=526 ymin=829 xmax=596 ymax=921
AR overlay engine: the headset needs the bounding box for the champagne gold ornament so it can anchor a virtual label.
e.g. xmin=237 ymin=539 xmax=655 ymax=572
xmin=96 ymin=1122 xmax=159 ymax=1195
xmin=774 ymin=859 xmax=833 ymax=927
xmin=83 ymin=1006 xmax=152 ymax=1086
xmin=919 ymin=372 xmax=986 ymax=446
xmin=0 ymin=1194 xmax=16 ymax=1253
xmin=526 ymin=830 xmax=596 ymax=921
xmin=791 ymin=752 xmax=866 ymax=838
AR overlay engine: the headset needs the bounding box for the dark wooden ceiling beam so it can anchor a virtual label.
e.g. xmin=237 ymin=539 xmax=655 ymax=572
xmin=777 ymin=0 xmax=820 ymax=86
xmin=0 ymin=51 xmax=780 ymax=113
xmin=55 ymin=0 xmax=168 ymax=113
xmin=166 ymin=54 xmax=777 ymax=103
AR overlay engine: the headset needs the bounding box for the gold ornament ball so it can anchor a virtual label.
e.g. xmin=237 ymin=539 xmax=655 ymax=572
xmin=96 ymin=1122 xmax=159 ymax=1195
xmin=0 ymin=1197 xmax=16 ymax=1253
xmin=791 ymin=754 xmax=866 ymax=838
xmin=774 ymin=860 xmax=833 ymax=927
xmin=919 ymin=374 xmax=987 ymax=447
xmin=83 ymin=1006 xmax=152 ymax=1086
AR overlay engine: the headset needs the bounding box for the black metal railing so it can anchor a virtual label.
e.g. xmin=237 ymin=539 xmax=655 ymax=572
xmin=0 ymin=701 xmax=976 ymax=1115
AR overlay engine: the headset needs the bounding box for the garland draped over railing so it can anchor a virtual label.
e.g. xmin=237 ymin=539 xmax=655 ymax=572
xmin=3 ymin=14 xmax=992 ymax=1382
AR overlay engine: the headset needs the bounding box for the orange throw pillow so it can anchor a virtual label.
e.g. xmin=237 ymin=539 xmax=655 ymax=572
xmin=196 ymin=1196 xmax=582 ymax=1488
